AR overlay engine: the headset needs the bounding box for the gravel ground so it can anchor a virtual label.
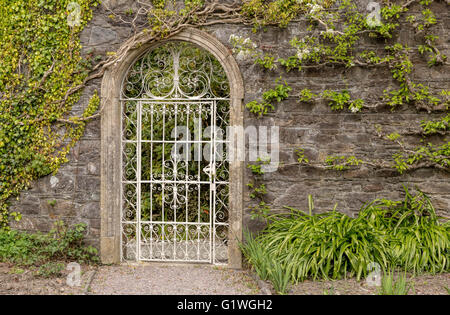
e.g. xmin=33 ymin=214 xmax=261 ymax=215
xmin=290 ymin=273 xmax=450 ymax=295
xmin=89 ymin=264 xmax=260 ymax=295
xmin=0 ymin=263 xmax=93 ymax=295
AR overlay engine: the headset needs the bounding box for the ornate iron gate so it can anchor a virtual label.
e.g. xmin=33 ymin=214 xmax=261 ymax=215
xmin=120 ymin=41 xmax=230 ymax=264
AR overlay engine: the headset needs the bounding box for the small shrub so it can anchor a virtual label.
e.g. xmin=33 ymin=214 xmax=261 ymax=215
xmin=37 ymin=262 xmax=65 ymax=278
xmin=0 ymin=221 xmax=99 ymax=267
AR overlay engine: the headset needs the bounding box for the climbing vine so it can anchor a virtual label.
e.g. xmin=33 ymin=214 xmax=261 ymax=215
xmin=232 ymin=0 xmax=449 ymax=175
xmin=0 ymin=0 xmax=100 ymax=228
xmin=0 ymin=0 xmax=448 ymax=227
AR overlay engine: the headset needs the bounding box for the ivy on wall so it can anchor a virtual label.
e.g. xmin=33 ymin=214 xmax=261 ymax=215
xmin=0 ymin=0 xmax=448 ymax=227
xmin=0 ymin=0 xmax=100 ymax=228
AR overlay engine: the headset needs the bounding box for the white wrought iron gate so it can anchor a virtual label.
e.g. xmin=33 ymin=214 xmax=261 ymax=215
xmin=120 ymin=42 xmax=230 ymax=264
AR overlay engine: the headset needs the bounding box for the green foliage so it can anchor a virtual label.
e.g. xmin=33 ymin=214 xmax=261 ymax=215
xmin=250 ymin=201 xmax=271 ymax=221
xmin=247 ymin=158 xmax=271 ymax=175
xmin=295 ymin=149 xmax=309 ymax=164
xmin=321 ymin=90 xmax=364 ymax=112
xmin=246 ymin=80 xmax=291 ymax=117
xmin=325 ymin=155 xmax=363 ymax=171
xmin=262 ymin=80 xmax=292 ymax=103
xmin=362 ymin=188 xmax=449 ymax=274
xmin=0 ymin=0 xmax=99 ymax=228
xmin=240 ymin=0 xmax=448 ymax=173
xmin=241 ymin=230 xmax=271 ymax=281
xmin=299 ymin=89 xmax=317 ymax=102
xmin=247 ymin=182 xmax=267 ymax=199
xmin=322 ymin=287 xmax=336 ymax=295
xmin=421 ymin=114 xmax=449 ymax=135
xmin=266 ymin=260 xmax=292 ymax=295
xmin=0 ymin=221 xmax=99 ymax=266
xmin=37 ymin=262 xmax=65 ymax=278
xmin=247 ymin=163 xmax=264 ymax=175
xmin=246 ymin=100 xmax=275 ymax=117
xmin=242 ymin=188 xmax=449 ymax=283
xmin=229 ymin=35 xmax=277 ymax=70
xmin=241 ymin=0 xmax=304 ymax=30
xmin=392 ymin=142 xmax=450 ymax=174
xmin=255 ymin=55 xmax=277 ymax=70
xmin=418 ymin=35 xmax=447 ymax=67
xmin=240 ymin=230 xmax=291 ymax=295
xmin=0 ymin=0 xmax=448 ymax=232
xmin=47 ymin=199 xmax=57 ymax=208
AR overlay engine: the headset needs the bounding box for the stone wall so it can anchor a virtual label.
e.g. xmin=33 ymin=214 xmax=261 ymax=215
xmin=10 ymin=0 xmax=450 ymax=247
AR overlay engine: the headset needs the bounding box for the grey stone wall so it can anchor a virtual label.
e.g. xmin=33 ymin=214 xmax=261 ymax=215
xmin=10 ymin=0 xmax=450 ymax=246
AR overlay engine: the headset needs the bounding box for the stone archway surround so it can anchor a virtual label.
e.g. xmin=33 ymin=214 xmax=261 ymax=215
xmin=100 ymin=28 xmax=245 ymax=268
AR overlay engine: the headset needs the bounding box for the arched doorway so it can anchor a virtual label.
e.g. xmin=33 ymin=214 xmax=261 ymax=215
xmin=100 ymin=29 xmax=244 ymax=267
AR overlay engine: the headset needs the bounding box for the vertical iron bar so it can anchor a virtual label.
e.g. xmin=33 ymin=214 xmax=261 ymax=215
xmin=119 ymin=101 xmax=124 ymax=262
xmin=174 ymin=102 xmax=178 ymax=260
xmin=209 ymin=102 xmax=214 ymax=263
xmin=212 ymin=101 xmax=217 ymax=264
xmin=150 ymin=103 xmax=154 ymax=259
xmin=162 ymin=102 xmax=166 ymax=259
xmin=197 ymin=104 xmax=202 ymax=260
xmin=137 ymin=101 xmax=142 ymax=261
xmin=185 ymin=103 xmax=190 ymax=260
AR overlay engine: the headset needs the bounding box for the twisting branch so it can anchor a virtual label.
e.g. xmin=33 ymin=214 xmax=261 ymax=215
xmin=46 ymin=0 xmax=246 ymax=124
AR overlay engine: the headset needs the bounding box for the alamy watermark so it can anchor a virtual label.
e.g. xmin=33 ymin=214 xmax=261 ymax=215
xmin=167 ymin=123 xmax=280 ymax=173
xmin=367 ymin=2 xmax=382 ymax=27
xmin=366 ymin=262 xmax=382 ymax=287
xmin=66 ymin=262 xmax=81 ymax=287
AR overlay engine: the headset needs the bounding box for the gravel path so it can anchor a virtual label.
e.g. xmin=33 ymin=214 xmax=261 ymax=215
xmin=1 ymin=262 xmax=448 ymax=295
xmin=89 ymin=264 xmax=260 ymax=295
xmin=291 ymin=273 xmax=450 ymax=295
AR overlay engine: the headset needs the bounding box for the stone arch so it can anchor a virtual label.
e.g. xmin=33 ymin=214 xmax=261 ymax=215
xmin=100 ymin=28 xmax=244 ymax=267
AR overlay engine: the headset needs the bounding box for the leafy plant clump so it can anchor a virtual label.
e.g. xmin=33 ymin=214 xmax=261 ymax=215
xmin=240 ymin=230 xmax=292 ymax=294
xmin=37 ymin=262 xmax=66 ymax=278
xmin=0 ymin=222 xmax=99 ymax=269
xmin=242 ymin=188 xmax=449 ymax=286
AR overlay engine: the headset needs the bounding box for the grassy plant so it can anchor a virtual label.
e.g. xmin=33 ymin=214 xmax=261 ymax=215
xmin=241 ymin=230 xmax=291 ymax=294
xmin=259 ymin=209 xmax=389 ymax=282
xmin=378 ymin=271 xmax=413 ymax=295
xmin=241 ymin=230 xmax=271 ymax=281
xmin=242 ymin=187 xmax=449 ymax=285
xmin=267 ymin=261 xmax=291 ymax=295
xmin=361 ymin=187 xmax=449 ymax=274
xmin=323 ymin=287 xmax=336 ymax=295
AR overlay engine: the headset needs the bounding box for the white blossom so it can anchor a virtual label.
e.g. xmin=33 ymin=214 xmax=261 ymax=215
xmin=229 ymin=34 xmax=258 ymax=59
xmin=306 ymin=3 xmax=322 ymax=14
